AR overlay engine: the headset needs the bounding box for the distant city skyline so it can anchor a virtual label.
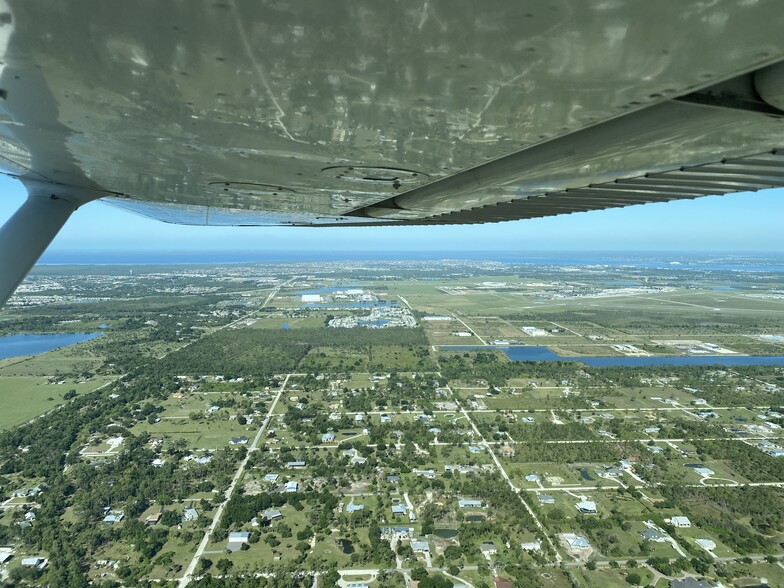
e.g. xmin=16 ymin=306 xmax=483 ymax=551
xmin=0 ymin=175 xmax=782 ymax=259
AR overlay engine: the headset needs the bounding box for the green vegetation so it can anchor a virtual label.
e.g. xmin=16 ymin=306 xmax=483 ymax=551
xmin=0 ymin=260 xmax=783 ymax=586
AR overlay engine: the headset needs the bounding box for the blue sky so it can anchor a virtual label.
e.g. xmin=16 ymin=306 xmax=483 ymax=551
xmin=0 ymin=174 xmax=781 ymax=257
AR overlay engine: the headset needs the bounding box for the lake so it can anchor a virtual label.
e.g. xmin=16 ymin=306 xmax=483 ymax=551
xmin=439 ymin=345 xmax=784 ymax=367
xmin=0 ymin=333 xmax=102 ymax=360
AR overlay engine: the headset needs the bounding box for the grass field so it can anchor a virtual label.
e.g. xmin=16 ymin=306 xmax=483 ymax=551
xmin=0 ymin=375 xmax=114 ymax=429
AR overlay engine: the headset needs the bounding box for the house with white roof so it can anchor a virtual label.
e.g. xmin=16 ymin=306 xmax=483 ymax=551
xmin=562 ymin=533 xmax=590 ymax=549
xmin=458 ymin=498 xmax=483 ymax=509
xmin=696 ymin=538 xmax=716 ymax=551
xmin=227 ymin=531 xmax=250 ymax=552
xmin=671 ymin=516 xmax=691 ymax=528
xmin=576 ymin=500 xmax=597 ymax=514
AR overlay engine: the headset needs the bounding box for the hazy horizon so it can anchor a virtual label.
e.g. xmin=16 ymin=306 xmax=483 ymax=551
xmin=2 ymin=174 xmax=783 ymax=256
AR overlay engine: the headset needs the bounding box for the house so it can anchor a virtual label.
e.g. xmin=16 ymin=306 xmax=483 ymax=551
xmin=640 ymin=528 xmax=666 ymax=542
xmin=151 ymin=458 xmax=166 ymax=467
xmin=562 ymin=533 xmax=590 ymax=549
xmin=263 ymin=508 xmax=283 ymax=520
xmin=380 ymin=414 xmax=392 ymax=423
xmin=285 ymin=481 xmax=299 ymax=492
xmin=381 ymin=526 xmax=413 ymax=540
xmin=145 ymin=509 xmax=163 ymax=525
xmin=480 ymin=542 xmax=497 ymax=555
xmin=413 ymin=468 xmax=436 ymax=479
xmin=576 ymin=500 xmax=597 ymax=514
xmin=386 ymin=474 xmax=400 ymax=483
xmin=525 ymin=474 xmax=540 ymax=483
xmin=264 ymin=473 xmax=280 ymax=482
xmin=346 ymin=502 xmax=364 ymax=513
xmin=391 ymin=504 xmax=407 ymax=515
xmin=355 ymin=413 xmax=364 ymax=422
xmin=182 ymin=508 xmax=199 ymax=522
xmin=468 ymin=445 xmax=483 ymax=453
xmin=411 ymin=540 xmax=430 ymax=553
xmin=458 ymin=499 xmax=482 ymax=509
xmin=768 ymin=449 xmax=784 ymax=457
xmin=12 ymin=486 xmax=42 ymax=498
xmin=537 ymin=494 xmax=555 ymax=505
xmin=693 ymin=467 xmax=714 ymax=476
xmin=229 ymin=436 xmax=249 ymax=445
xmin=321 ymin=433 xmax=336 ymax=443
xmin=671 ymin=516 xmax=691 ymax=528
xmin=286 ymin=461 xmax=306 ymax=468
xmin=493 ymin=577 xmax=513 ymax=588
xmin=520 ymin=417 xmax=535 ymax=424
xmin=500 ymin=445 xmax=515 ymax=457
xmin=21 ymin=557 xmax=47 ymax=569
xmin=647 ymin=445 xmax=664 ymax=453
xmin=103 ymin=512 xmax=124 ymax=524
xmin=695 ymin=538 xmax=716 ymax=551
xmin=24 ymin=511 xmax=35 ymax=522
xmin=227 ymin=531 xmax=250 ymax=552
xmin=643 ymin=427 xmax=660 ymax=434
xmin=520 ymin=539 xmax=541 ymax=551
xmin=0 ymin=548 xmax=13 ymax=565
xmin=350 ymin=455 xmax=367 ymax=465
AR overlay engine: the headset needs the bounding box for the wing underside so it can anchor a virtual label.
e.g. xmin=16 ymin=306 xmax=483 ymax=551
xmin=0 ymin=1 xmax=783 ymax=226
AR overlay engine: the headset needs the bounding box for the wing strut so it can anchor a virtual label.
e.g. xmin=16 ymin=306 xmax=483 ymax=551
xmin=0 ymin=184 xmax=81 ymax=306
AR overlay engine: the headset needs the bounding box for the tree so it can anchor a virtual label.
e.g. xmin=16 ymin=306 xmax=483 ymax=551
xmin=411 ymin=566 xmax=429 ymax=581
xmin=216 ymin=558 xmax=233 ymax=574
xmin=322 ymin=567 xmax=340 ymax=588
xmin=626 ymin=572 xmax=642 ymax=585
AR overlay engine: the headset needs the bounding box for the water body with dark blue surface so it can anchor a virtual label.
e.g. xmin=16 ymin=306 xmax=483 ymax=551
xmin=0 ymin=333 xmax=102 ymax=360
xmin=440 ymin=345 xmax=784 ymax=367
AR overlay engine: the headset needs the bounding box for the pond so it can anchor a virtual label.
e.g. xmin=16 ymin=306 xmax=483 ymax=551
xmin=579 ymin=469 xmax=594 ymax=481
xmin=338 ymin=539 xmax=354 ymax=554
xmin=0 ymin=333 xmax=102 ymax=360
xmin=433 ymin=528 xmax=458 ymax=539
xmin=464 ymin=515 xmax=485 ymax=522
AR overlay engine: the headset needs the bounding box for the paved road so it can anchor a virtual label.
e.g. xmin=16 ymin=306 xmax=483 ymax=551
xmin=446 ymin=375 xmax=562 ymax=563
xmin=177 ymin=377 xmax=288 ymax=588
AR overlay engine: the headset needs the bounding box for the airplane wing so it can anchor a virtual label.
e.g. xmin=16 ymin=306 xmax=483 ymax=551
xmin=2 ymin=1 xmax=784 ymax=301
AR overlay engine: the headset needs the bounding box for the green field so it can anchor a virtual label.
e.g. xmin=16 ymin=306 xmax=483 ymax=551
xmin=0 ymin=375 xmax=114 ymax=429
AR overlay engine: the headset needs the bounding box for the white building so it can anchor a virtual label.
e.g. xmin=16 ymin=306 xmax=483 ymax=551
xmin=671 ymin=516 xmax=691 ymax=528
